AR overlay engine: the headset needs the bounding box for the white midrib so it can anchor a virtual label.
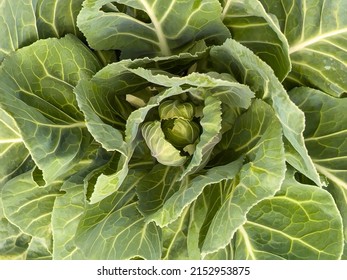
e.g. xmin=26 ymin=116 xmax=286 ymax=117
xmin=139 ymin=0 xmax=171 ymax=56
xmin=289 ymin=28 xmax=347 ymax=54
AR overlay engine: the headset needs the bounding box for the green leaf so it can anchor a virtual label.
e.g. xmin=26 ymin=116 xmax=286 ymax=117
xmin=221 ymin=0 xmax=291 ymax=80
xmin=148 ymin=157 xmax=244 ymax=227
xmin=260 ymin=0 xmax=347 ymax=97
xmin=289 ymin=87 xmax=347 ymax=259
xmin=0 ymin=197 xmax=32 ymax=259
xmin=77 ymin=0 xmax=230 ymax=58
xmin=76 ymin=203 xmax=161 ymax=260
xmin=208 ymin=38 xmax=322 ymax=187
xmin=51 ymin=145 xmax=110 ymax=260
xmin=137 ymin=165 xmax=186 ymax=217
xmin=0 ymin=0 xmax=39 ymax=62
xmin=0 ymin=35 xmax=102 ymax=184
xmin=188 ymin=182 xmax=232 ymax=259
xmin=0 ymin=108 xmax=32 ymax=185
xmin=1 ymin=169 xmax=61 ymax=241
xmin=142 ymin=121 xmax=187 ymax=166
xmin=162 ymin=208 xmax=190 ymax=260
xmin=75 ymin=168 xmax=161 ymax=259
xmin=201 ymin=100 xmax=286 ymax=255
xmin=180 ymin=96 xmax=222 ymax=177
xmin=36 ymin=0 xmax=84 ymax=38
xmin=235 ymin=170 xmax=344 ymax=260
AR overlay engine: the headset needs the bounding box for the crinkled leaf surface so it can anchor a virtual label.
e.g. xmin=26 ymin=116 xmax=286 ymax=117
xmin=0 ymin=35 xmax=102 ymax=184
xmin=235 ymin=170 xmax=344 ymax=260
xmin=260 ymin=0 xmax=347 ymax=97
xmin=51 ymin=145 xmax=110 ymax=260
xmin=148 ymin=157 xmax=244 ymax=227
xmin=36 ymin=0 xmax=84 ymax=38
xmin=207 ymin=38 xmax=322 ymax=187
xmin=0 ymin=108 xmax=31 ymax=185
xmin=77 ymin=0 xmax=230 ymax=58
xmin=221 ymin=0 xmax=291 ymax=80
xmin=289 ymin=87 xmax=347 ymax=259
xmin=1 ymin=169 xmax=61 ymax=241
xmin=0 ymin=0 xmax=39 ymax=62
xmin=201 ymin=100 xmax=286 ymax=254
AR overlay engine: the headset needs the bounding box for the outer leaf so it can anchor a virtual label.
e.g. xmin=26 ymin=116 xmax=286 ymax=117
xmin=148 ymin=157 xmax=244 ymax=227
xmin=0 ymin=108 xmax=31 ymax=185
xmin=289 ymin=87 xmax=347 ymax=259
xmin=0 ymin=0 xmax=39 ymax=62
xmin=36 ymin=0 xmax=84 ymax=38
xmin=0 ymin=197 xmax=32 ymax=260
xmin=76 ymin=203 xmax=161 ymax=260
xmin=1 ymin=169 xmax=61 ymax=241
xmin=221 ymin=0 xmax=291 ymax=80
xmin=77 ymin=0 xmax=230 ymax=58
xmin=208 ymin=38 xmax=322 ymax=187
xmin=235 ymin=171 xmax=344 ymax=260
xmin=201 ymin=100 xmax=286 ymax=254
xmin=0 ymin=35 xmax=102 ymax=184
xmin=74 ymin=167 xmax=160 ymax=259
xmin=188 ymin=182 xmax=231 ymax=259
xmin=260 ymin=0 xmax=347 ymax=97
xmin=162 ymin=208 xmax=190 ymax=260
xmin=51 ymin=145 xmax=110 ymax=260
xmin=137 ymin=165 xmax=186 ymax=217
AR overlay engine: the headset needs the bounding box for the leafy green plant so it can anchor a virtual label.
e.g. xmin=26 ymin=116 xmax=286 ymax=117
xmin=0 ymin=0 xmax=346 ymax=260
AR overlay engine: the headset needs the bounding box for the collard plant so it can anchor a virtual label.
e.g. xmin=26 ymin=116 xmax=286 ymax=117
xmin=0 ymin=0 xmax=346 ymax=260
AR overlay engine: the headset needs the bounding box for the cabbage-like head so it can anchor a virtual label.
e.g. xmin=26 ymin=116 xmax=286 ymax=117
xmin=161 ymin=118 xmax=200 ymax=148
xmin=141 ymin=99 xmax=201 ymax=166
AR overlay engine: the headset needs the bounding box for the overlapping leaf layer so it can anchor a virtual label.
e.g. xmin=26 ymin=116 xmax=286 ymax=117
xmin=0 ymin=0 xmax=345 ymax=260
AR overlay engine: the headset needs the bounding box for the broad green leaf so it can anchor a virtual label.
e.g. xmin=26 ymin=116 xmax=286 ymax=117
xmin=0 ymin=35 xmax=102 ymax=184
xmin=0 ymin=197 xmax=32 ymax=260
xmin=0 ymin=108 xmax=32 ymax=185
xmin=148 ymin=157 xmax=244 ymax=227
xmin=208 ymin=38 xmax=322 ymax=187
xmin=76 ymin=203 xmax=161 ymax=260
xmin=289 ymin=87 xmax=347 ymax=259
xmin=188 ymin=182 xmax=232 ymax=259
xmin=26 ymin=236 xmax=52 ymax=260
xmin=51 ymin=145 xmax=110 ymax=260
xmin=260 ymin=0 xmax=347 ymax=97
xmin=137 ymin=165 xmax=186 ymax=217
xmin=235 ymin=171 xmax=344 ymax=260
xmin=36 ymin=0 xmax=84 ymax=38
xmin=1 ymin=169 xmax=62 ymax=241
xmin=201 ymin=100 xmax=286 ymax=255
xmin=0 ymin=0 xmax=39 ymax=62
xmin=162 ymin=208 xmax=190 ymax=260
xmin=77 ymin=0 xmax=230 ymax=58
xmin=75 ymin=168 xmax=160 ymax=259
xmin=221 ymin=0 xmax=291 ymax=80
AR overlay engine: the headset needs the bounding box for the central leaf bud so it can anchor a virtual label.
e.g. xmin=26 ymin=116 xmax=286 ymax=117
xmin=161 ymin=118 xmax=200 ymax=148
